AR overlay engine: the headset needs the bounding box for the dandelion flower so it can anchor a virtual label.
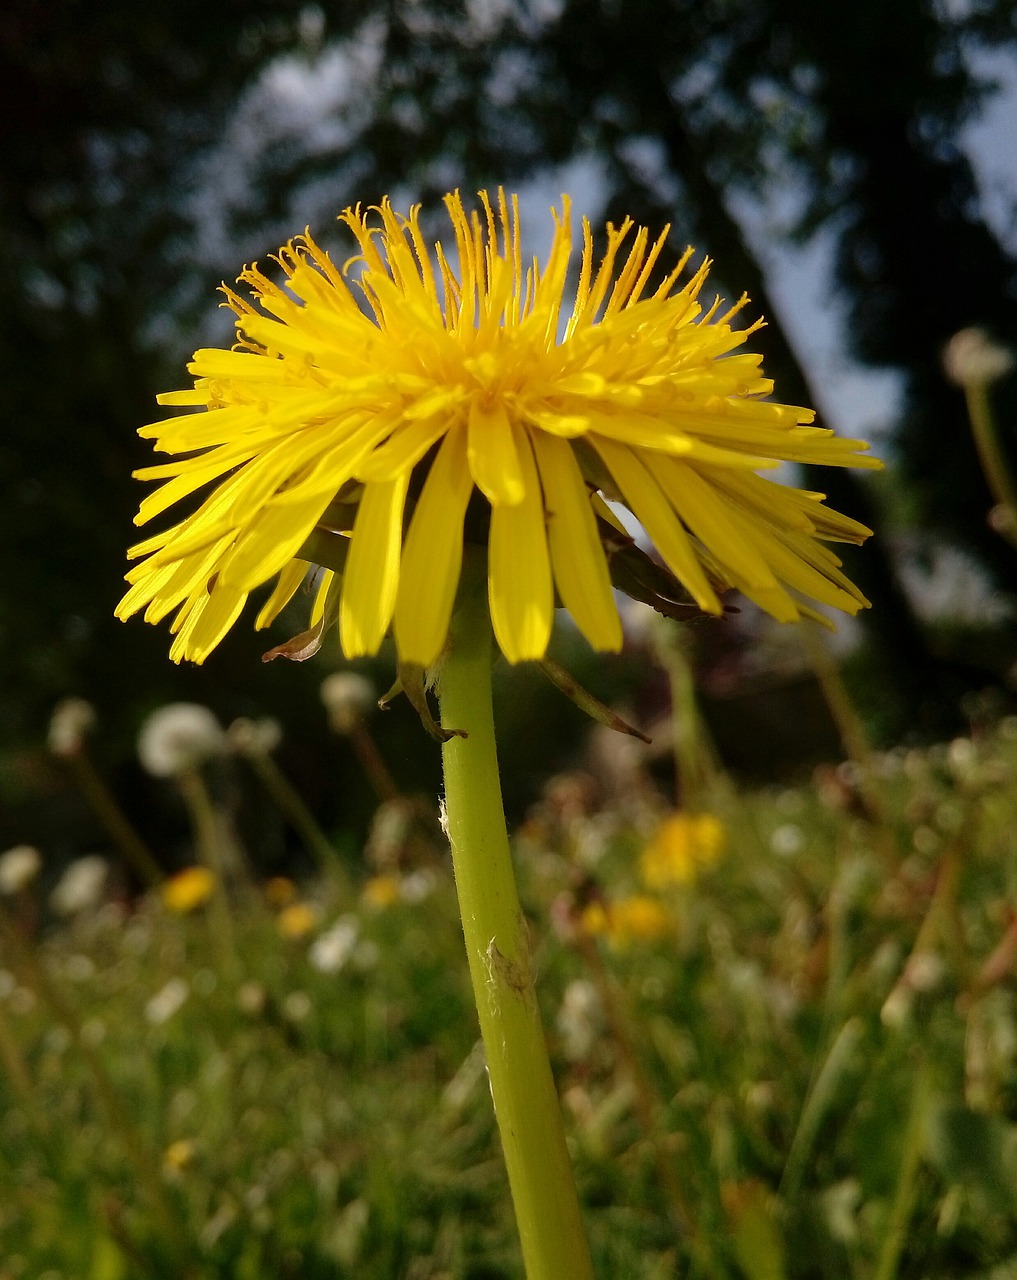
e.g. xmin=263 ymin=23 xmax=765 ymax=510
xmin=361 ymin=872 xmax=402 ymax=909
xmin=162 ymin=865 xmax=216 ymax=913
xmin=118 ymin=190 xmax=879 ymax=669
xmin=264 ymin=874 xmax=297 ymax=906
xmin=277 ymin=901 xmax=319 ymax=938
xmin=163 ymin=1138 xmax=196 ymax=1174
xmin=580 ymin=895 xmax=671 ymax=948
xmin=640 ymin=811 xmax=725 ymax=888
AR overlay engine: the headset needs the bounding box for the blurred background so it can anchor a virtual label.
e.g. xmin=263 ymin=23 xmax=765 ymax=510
xmin=2 ymin=0 xmax=1017 ymax=863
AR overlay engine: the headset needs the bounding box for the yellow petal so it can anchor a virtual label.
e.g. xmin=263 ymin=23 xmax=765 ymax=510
xmin=255 ymin=559 xmax=309 ymax=629
xmin=488 ymin=429 xmax=553 ymax=661
xmin=339 ymin=475 xmax=410 ymax=657
xmin=656 ymin=457 xmax=780 ymax=592
xmin=592 ymin=438 xmax=722 ymax=613
xmin=393 ymin=429 xmax=474 ymax=667
xmin=468 ymin=399 xmax=525 ymax=505
xmin=533 ymin=433 xmax=622 ymax=651
xmin=219 ymin=496 xmax=331 ymax=592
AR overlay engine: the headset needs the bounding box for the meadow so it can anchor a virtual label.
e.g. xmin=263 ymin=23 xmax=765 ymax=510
xmin=2 ymin=691 xmax=1016 ymax=1279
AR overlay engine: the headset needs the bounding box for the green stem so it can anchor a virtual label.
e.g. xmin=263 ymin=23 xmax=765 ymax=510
xmin=177 ymin=767 xmax=240 ymax=977
xmin=250 ymin=752 xmax=351 ymax=888
xmin=779 ymin=1017 xmax=865 ymax=1201
xmin=872 ymin=1060 xmax=930 ymax=1280
xmin=69 ymin=751 xmax=164 ymax=888
xmin=350 ymin=721 xmax=402 ymax=803
xmin=438 ymin=578 xmax=593 ymax=1280
xmin=966 ymin=382 xmax=1017 ymax=549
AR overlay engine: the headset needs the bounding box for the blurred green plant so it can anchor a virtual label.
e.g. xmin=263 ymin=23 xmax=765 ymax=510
xmin=3 ymin=712 xmax=1017 ymax=1276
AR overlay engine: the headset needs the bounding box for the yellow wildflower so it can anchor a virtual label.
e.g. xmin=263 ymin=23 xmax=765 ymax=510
xmin=161 ymin=866 xmax=216 ymax=913
xmin=277 ymin=902 xmax=319 ymax=938
xmin=640 ymin=812 xmax=726 ymax=889
xmin=163 ymin=1138 xmax=195 ymax=1173
xmin=580 ymin=895 xmax=671 ymax=948
xmin=264 ymin=875 xmax=297 ymax=906
xmin=361 ymin=873 xmax=401 ymax=909
xmin=118 ymin=190 xmax=879 ymax=668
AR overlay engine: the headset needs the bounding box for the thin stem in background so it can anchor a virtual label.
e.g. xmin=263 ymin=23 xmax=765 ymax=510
xmin=177 ymin=767 xmax=241 ymax=978
xmin=248 ymin=751 xmax=351 ymax=889
xmin=965 ymin=381 xmax=1017 ymax=552
xmin=66 ymin=750 xmax=164 ymax=888
xmin=778 ymin=1016 xmax=865 ymax=1202
xmin=872 ymin=1059 xmax=931 ymax=1280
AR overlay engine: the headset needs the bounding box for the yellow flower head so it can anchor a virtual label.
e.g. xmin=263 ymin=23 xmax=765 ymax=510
xmin=640 ymin=811 xmax=726 ymax=889
xmin=580 ymin=895 xmax=671 ymax=948
xmin=161 ymin=865 xmax=216 ymax=913
xmin=118 ymin=190 xmax=880 ymax=669
xmin=163 ymin=1138 xmax=196 ymax=1173
xmin=264 ymin=875 xmax=297 ymax=907
xmin=277 ymin=901 xmax=319 ymax=938
xmin=361 ymin=873 xmax=402 ymax=909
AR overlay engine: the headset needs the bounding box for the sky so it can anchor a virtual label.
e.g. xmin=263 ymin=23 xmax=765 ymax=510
xmin=188 ymin=27 xmax=1017 ymax=627
xmin=193 ymin=32 xmax=1016 ymax=458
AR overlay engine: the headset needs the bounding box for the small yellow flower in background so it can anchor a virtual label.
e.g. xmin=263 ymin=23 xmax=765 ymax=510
xmin=277 ymin=902 xmax=319 ymax=938
xmin=161 ymin=866 xmax=216 ymax=913
xmin=118 ymin=190 xmax=879 ymax=669
xmin=580 ymin=895 xmax=671 ymax=948
xmin=264 ymin=875 xmax=297 ymax=906
xmin=163 ymin=1138 xmax=195 ymax=1173
xmin=361 ymin=873 xmax=402 ymax=910
xmin=640 ymin=812 xmax=726 ymax=889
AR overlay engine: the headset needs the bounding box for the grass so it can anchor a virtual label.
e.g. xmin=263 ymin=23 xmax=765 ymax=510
xmin=2 ymin=717 xmax=1017 ymax=1278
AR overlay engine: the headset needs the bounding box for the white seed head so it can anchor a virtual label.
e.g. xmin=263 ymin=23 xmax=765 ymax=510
xmin=50 ymin=855 xmax=109 ymax=916
xmin=320 ymin=672 xmax=377 ymax=733
xmin=227 ymin=717 xmax=283 ymax=758
xmin=943 ymin=327 xmax=1014 ymax=388
xmin=0 ymin=845 xmax=43 ymax=895
xmin=145 ymin=977 xmax=189 ymax=1025
xmin=137 ymin=704 xmax=226 ymax=777
xmin=48 ymin=698 xmax=97 ymax=757
xmin=309 ymin=916 xmax=360 ymax=974
xmin=557 ymin=979 xmax=605 ymax=1061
